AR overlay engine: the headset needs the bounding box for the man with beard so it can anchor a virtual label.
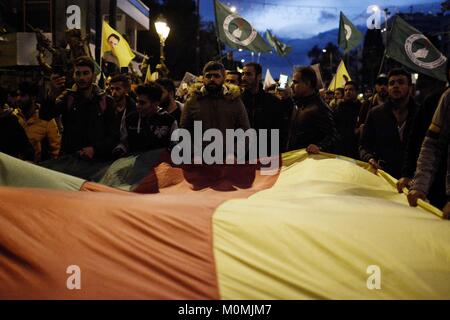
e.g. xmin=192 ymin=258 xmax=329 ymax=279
xmin=241 ymin=63 xmax=284 ymax=149
xmin=285 ymin=66 xmax=339 ymax=154
xmin=334 ymin=81 xmax=361 ymax=159
xmin=52 ymin=56 xmax=117 ymax=161
xmin=356 ymin=75 xmax=389 ymax=137
xmin=110 ymin=74 xmax=136 ymax=136
xmin=113 ymin=83 xmax=177 ymax=156
xmin=180 ymin=61 xmax=249 ymax=136
xmin=14 ymin=82 xmax=61 ymax=162
xmin=359 ymin=69 xmax=418 ymax=178
xmin=155 ymin=78 xmax=184 ymax=124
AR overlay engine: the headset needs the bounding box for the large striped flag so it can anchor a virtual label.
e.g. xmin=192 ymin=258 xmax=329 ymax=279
xmin=0 ymin=150 xmax=449 ymax=299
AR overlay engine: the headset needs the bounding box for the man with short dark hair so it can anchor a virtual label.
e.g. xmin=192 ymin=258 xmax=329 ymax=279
xmin=356 ymin=75 xmax=389 ymax=136
xmin=286 ymin=67 xmax=339 ymax=153
xmin=359 ymin=68 xmax=418 ymax=178
xmin=225 ymin=70 xmax=242 ymax=86
xmin=110 ymin=74 xmax=136 ymax=136
xmin=334 ymin=81 xmax=361 ymax=159
xmin=102 ymin=34 xmax=121 ymax=76
xmin=113 ymin=83 xmax=177 ymax=156
xmin=155 ymin=78 xmax=184 ymax=124
xmin=241 ymin=62 xmax=284 ymax=143
xmin=180 ymin=61 xmax=250 ymax=136
xmin=53 ymin=56 xmax=117 ymax=160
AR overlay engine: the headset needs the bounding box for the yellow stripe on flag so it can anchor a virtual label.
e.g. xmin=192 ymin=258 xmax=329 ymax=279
xmin=213 ymin=150 xmax=450 ymax=299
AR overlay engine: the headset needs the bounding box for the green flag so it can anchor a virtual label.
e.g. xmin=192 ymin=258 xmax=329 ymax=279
xmin=338 ymin=12 xmax=363 ymax=53
xmin=386 ymin=15 xmax=447 ymax=82
xmin=266 ymin=29 xmax=292 ymax=56
xmin=214 ymin=0 xmax=271 ymax=53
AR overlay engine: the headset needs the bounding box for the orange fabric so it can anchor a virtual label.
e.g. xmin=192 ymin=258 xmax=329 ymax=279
xmin=0 ymin=158 xmax=279 ymax=299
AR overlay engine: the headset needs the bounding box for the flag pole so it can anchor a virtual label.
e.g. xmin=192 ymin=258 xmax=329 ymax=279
xmin=283 ymin=55 xmax=294 ymax=68
xmin=377 ymin=50 xmax=387 ymax=76
xmin=213 ymin=0 xmax=223 ymax=64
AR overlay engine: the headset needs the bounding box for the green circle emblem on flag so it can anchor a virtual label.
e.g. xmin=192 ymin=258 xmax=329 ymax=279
xmin=404 ymin=34 xmax=447 ymax=70
xmin=223 ymin=14 xmax=257 ymax=46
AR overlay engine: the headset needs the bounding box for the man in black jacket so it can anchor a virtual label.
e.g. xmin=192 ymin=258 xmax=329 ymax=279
xmin=334 ymin=81 xmax=361 ymax=159
xmin=241 ymin=63 xmax=283 ymax=130
xmin=359 ymin=69 xmax=418 ymax=178
xmin=53 ymin=56 xmax=117 ymax=160
xmin=241 ymin=63 xmax=290 ymax=153
xmin=286 ymin=66 xmax=339 ymax=154
xmin=113 ymin=83 xmax=177 ymax=156
xmin=110 ymin=74 xmax=136 ymax=137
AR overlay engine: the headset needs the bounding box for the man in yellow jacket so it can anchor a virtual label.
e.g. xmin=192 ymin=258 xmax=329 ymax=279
xmin=15 ymin=82 xmax=61 ymax=162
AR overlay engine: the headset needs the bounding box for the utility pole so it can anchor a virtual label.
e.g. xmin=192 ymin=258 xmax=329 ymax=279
xmin=95 ymin=0 xmax=102 ymax=64
xmin=109 ymin=0 xmax=117 ymax=29
xmin=196 ymin=0 xmax=201 ymax=75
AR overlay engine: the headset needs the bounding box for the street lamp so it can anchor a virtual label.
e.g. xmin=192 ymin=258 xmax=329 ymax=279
xmin=322 ymin=48 xmax=333 ymax=74
xmin=154 ymin=15 xmax=171 ymax=64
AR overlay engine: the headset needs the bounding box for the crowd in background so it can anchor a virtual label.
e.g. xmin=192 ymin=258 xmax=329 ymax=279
xmin=0 ymin=54 xmax=449 ymax=217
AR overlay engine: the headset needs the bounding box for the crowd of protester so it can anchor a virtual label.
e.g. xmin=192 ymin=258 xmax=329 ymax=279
xmin=0 ymin=53 xmax=449 ymax=217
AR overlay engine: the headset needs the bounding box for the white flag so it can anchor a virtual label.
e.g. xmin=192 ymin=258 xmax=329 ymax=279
xmin=263 ymin=69 xmax=276 ymax=90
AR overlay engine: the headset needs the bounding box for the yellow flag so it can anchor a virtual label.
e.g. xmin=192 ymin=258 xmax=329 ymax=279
xmin=101 ymin=21 xmax=135 ymax=68
xmin=145 ymin=65 xmax=152 ymax=84
xmin=328 ymin=60 xmax=351 ymax=91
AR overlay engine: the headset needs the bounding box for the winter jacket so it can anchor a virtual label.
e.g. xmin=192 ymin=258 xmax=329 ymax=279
xmin=55 ymin=84 xmax=118 ymax=160
xmin=334 ymin=99 xmax=361 ymax=159
xmin=14 ymin=106 xmax=61 ymax=162
xmin=401 ymin=89 xmax=447 ymax=208
xmin=115 ymin=108 xmax=177 ymax=155
xmin=359 ymin=98 xmax=418 ymax=178
xmin=412 ymin=88 xmax=450 ymax=202
xmin=286 ymin=93 xmax=339 ymax=153
xmin=241 ymin=84 xmax=284 ymax=131
xmin=180 ymin=83 xmax=250 ymax=135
